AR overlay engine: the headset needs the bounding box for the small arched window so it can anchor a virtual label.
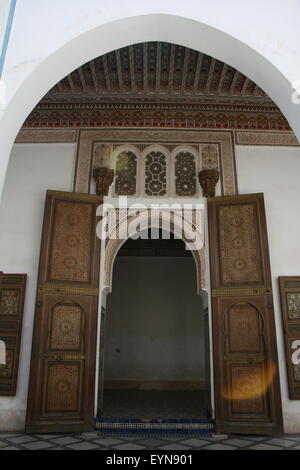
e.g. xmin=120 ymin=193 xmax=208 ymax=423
xmin=115 ymin=150 xmax=137 ymax=196
xmin=144 ymin=149 xmax=168 ymax=196
xmin=174 ymin=151 xmax=197 ymax=196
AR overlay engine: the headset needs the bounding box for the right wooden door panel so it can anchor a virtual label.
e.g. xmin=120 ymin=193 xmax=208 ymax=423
xmin=208 ymin=193 xmax=283 ymax=435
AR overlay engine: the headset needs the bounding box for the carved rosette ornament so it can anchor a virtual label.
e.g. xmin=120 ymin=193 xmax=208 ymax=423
xmin=198 ymin=169 xmax=220 ymax=197
xmin=93 ymin=167 xmax=114 ymax=196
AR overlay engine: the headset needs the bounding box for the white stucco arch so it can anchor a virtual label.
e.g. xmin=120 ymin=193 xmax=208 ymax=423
xmin=103 ymin=208 xmax=206 ymax=294
xmin=1 ymin=2 xmax=300 ymax=199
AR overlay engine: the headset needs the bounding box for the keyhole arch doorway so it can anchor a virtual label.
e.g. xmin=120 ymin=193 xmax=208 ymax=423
xmin=95 ymin=207 xmax=213 ymax=419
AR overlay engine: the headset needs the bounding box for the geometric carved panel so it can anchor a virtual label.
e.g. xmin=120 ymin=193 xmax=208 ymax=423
xmin=230 ymin=364 xmax=266 ymax=415
xmin=49 ymin=201 xmax=93 ymax=283
xmin=115 ymin=151 xmax=137 ymax=196
xmin=201 ymin=144 xmax=219 ymax=170
xmin=175 ymin=152 xmax=196 ymax=196
xmin=50 ymin=302 xmax=83 ymax=351
xmin=218 ymin=203 xmax=263 ymax=285
xmin=287 ymin=293 xmax=300 ymax=319
xmin=0 ymin=290 xmax=19 ymax=316
xmin=227 ymin=303 xmax=261 ymax=353
xmin=46 ymin=364 xmax=80 ymax=412
xmin=145 ymin=151 xmax=167 ymax=196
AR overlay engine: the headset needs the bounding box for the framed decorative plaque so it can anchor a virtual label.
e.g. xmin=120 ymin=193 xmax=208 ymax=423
xmin=279 ymin=276 xmax=300 ymax=399
xmin=0 ymin=273 xmax=27 ymax=395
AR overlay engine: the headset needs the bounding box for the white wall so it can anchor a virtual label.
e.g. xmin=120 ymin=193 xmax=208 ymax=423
xmin=104 ymin=256 xmax=205 ymax=385
xmin=0 ymin=143 xmax=75 ymax=430
xmin=235 ymin=144 xmax=300 ymax=434
xmin=0 ymin=1 xmax=10 ymax=56
xmin=1 ymin=1 xmax=300 ymax=199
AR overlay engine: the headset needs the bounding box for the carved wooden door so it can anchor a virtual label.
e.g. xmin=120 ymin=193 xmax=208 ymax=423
xmin=208 ymin=193 xmax=283 ymax=435
xmin=26 ymin=191 xmax=102 ymax=433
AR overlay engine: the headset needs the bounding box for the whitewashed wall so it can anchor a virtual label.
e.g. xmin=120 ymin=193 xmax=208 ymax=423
xmin=1 ymin=1 xmax=300 ymax=200
xmin=0 ymin=143 xmax=75 ymax=430
xmin=0 ymin=1 xmax=10 ymax=53
xmin=104 ymin=256 xmax=205 ymax=385
xmin=235 ymin=145 xmax=300 ymax=434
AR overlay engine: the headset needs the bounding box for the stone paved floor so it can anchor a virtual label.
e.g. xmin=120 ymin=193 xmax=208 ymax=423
xmin=0 ymin=432 xmax=300 ymax=450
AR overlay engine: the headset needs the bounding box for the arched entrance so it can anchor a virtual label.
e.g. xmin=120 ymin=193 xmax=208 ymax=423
xmin=99 ymin=230 xmax=212 ymax=422
xmin=24 ymin=189 xmax=284 ymax=435
xmin=95 ymin=203 xmax=209 ymax=419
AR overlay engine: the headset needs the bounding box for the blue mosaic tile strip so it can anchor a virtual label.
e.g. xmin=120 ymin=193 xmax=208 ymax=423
xmin=95 ymin=418 xmax=215 ymax=435
xmin=99 ymin=418 xmax=212 ymax=424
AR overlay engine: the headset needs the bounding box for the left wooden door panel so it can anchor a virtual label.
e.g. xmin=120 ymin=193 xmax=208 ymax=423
xmin=26 ymin=191 xmax=102 ymax=433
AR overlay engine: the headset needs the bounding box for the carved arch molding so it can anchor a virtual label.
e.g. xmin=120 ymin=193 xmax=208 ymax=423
xmin=103 ymin=208 xmax=206 ymax=293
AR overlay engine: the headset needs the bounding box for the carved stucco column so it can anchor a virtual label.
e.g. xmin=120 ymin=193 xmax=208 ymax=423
xmin=198 ymin=169 xmax=220 ymax=197
xmin=93 ymin=167 xmax=114 ymax=196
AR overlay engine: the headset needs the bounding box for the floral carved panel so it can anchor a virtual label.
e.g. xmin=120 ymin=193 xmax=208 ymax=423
xmin=218 ymin=203 xmax=263 ymax=285
xmin=48 ymin=201 xmax=93 ymax=283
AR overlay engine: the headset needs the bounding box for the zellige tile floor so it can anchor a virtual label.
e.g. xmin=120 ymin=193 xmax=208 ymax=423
xmin=1 ymin=432 xmax=300 ymax=450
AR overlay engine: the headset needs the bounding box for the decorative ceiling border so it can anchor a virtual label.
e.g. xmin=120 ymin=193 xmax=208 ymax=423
xmin=15 ymin=128 xmax=300 ymax=147
xmin=235 ymin=130 xmax=299 ymax=146
xmin=33 ymin=101 xmax=279 ymax=112
xmin=22 ymin=100 xmax=290 ymax=132
xmin=16 ymin=128 xmax=298 ymax=147
xmin=15 ymin=129 xmax=78 ymax=143
xmin=74 ymin=129 xmax=237 ymax=196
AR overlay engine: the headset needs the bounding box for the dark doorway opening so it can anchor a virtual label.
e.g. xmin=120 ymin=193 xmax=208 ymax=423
xmin=98 ymin=230 xmax=211 ymax=420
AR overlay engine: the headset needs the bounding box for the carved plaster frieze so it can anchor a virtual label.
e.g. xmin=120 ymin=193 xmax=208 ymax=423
xmin=74 ymin=129 xmax=237 ymax=196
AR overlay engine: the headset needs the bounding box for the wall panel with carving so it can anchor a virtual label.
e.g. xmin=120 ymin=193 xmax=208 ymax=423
xmin=0 ymin=273 xmax=27 ymax=396
xmin=88 ymin=132 xmax=229 ymax=197
xmin=279 ymin=277 xmax=300 ymax=400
